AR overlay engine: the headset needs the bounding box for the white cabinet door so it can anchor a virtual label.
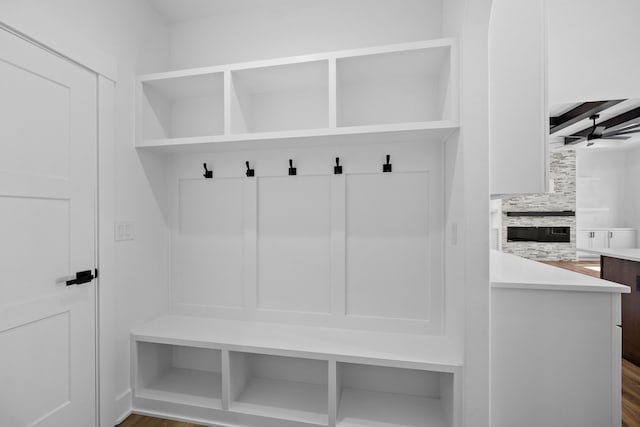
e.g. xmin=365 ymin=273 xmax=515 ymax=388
xmin=591 ymin=231 xmax=608 ymax=249
xmin=576 ymin=231 xmax=591 ymax=249
xmin=0 ymin=29 xmax=97 ymax=427
xmin=489 ymin=0 xmax=548 ymax=195
xmin=609 ymin=230 xmax=636 ymax=249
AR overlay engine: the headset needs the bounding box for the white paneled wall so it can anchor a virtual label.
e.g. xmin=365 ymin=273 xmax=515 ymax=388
xmin=258 ymin=176 xmax=332 ymax=313
xmin=346 ymin=172 xmax=433 ymax=320
xmin=175 ymin=179 xmax=245 ymax=309
xmin=167 ymin=142 xmax=444 ymax=334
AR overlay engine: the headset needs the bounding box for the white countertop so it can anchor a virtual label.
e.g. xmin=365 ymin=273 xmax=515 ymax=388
xmin=491 ymin=250 xmax=629 ymax=293
xmin=577 ymin=247 xmax=640 ymax=263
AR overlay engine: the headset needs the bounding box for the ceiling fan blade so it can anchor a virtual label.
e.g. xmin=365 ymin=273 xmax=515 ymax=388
xmin=604 ymin=128 xmax=640 ymax=137
xmin=591 ymin=125 xmax=606 ymax=137
xmin=616 ymin=123 xmax=640 ymax=132
xmin=563 ymin=136 xmax=585 ymax=145
xmin=600 ymin=136 xmax=630 ymax=140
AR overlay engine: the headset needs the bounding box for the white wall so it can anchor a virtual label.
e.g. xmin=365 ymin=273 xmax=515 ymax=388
xmin=0 ymin=1 xmax=170 ymax=424
xmin=624 ymin=147 xmax=640 ymax=246
xmin=164 ymin=0 xmax=442 ymax=69
xmin=576 ymin=149 xmax=629 ymax=229
xmin=548 ymin=0 xmax=640 ymax=104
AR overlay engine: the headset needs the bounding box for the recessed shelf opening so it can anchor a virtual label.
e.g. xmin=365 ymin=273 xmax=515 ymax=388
xmin=337 ymin=363 xmax=454 ymax=427
xmin=229 ymin=352 xmax=329 ymax=425
xmin=231 ymin=60 xmax=329 ymax=134
xmin=337 ymin=46 xmax=452 ymax=127
xmin=141 ymin=72 xmax=224 ymax=139
xmin=136 ymin=342 xmax=222 ymax=408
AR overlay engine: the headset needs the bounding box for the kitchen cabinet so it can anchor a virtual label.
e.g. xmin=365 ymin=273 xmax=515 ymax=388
xmin=577 ymin=230 xmax=607 ymax=249
xmin=489 ymin=0 xmax=548 ymax=195
xmin=609 ymin=229 xmax=637 ymax=249
xmin=491 ymin=251 xmax=627 ymax=427
xmin=577 ymin=228 xmax=636 ymax=255
xmin=601 ymin=256 xmax=640 ymax=366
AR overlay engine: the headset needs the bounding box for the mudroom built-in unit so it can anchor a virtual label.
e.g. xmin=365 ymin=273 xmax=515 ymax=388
xmin=132 ymin=21 xmax=465 ymax=427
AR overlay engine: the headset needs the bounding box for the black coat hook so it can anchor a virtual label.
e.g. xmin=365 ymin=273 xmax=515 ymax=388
xmin=203 ymin=163 xmax=213 ymax=179
xmin=246 ymin=161 xmax=255 ymax=177
xmin=334 ymin=157 xmax=343 ymax=174
xmin=288 ymin=159 xmax=297 ymax=176
xmin=383 ymin=154 xmax=392 ymax=173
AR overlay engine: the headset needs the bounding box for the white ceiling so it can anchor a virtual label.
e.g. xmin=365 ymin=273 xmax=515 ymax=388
xmin=148 ymin=0 xmax=317 ymax=23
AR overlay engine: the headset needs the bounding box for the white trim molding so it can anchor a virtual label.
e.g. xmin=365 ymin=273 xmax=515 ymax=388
xmin=0 ymin=20 xmax=117 ymax=81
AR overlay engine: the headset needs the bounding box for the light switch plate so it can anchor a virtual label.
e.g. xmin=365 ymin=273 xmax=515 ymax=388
xmin=115 ymin=221 xmax=135 ymax=241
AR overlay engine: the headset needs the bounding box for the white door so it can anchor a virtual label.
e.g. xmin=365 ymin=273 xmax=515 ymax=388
xmin=0 ymin=29 xmax=97 ymax=426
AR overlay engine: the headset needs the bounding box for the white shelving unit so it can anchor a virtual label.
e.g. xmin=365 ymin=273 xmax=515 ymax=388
xmin=336 ymin=45 xmax=452 ymax=127
xmin=136 ymin=38 xmax=458 ymax=152
xmin=231 ymin=60 xmax=329 ymax=134
xmin=140 ymin=72 xmax=225 ymax=140
xmin=131 ymin=316 xmax=461 ymax=427
xmin=337 ymin=363 xmax=453 ymax=427
xmin=133 ymin=36 xmax=461 ymax=427
xmin=229 ymin=353 xmax=328 ymax=425
xmin=135 ymin=342 xmax=223 ymax=408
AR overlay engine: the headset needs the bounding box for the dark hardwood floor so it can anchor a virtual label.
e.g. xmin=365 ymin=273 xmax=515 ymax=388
xmin=623 ymin=358 xmax=640 ymax=427
xmin=117 ymin=414 xmax=205 ymax=427
xmin=540 ymin=259 xmax=601 ymax=277
xmin=117 ymin=260 xmax=640 ymax=427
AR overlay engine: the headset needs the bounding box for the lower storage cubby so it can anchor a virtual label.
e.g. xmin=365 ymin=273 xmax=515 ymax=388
xmin=135 ymin=342 xmax=222 ymax=408
xmin=337 ymin=363 xmax=454 ymax=427
xmin=229 ymin=352 xmax=329 ymax=425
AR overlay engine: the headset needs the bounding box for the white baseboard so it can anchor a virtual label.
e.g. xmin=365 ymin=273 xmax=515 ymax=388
xmin=113 ymin=389 xmax=132 ymax=425
xmin=132 ymin=409 xmax=232 ymax=427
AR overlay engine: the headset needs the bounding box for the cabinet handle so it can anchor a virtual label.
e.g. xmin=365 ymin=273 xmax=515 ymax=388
xmin=610 ymin=231 xmax=613 ymax=238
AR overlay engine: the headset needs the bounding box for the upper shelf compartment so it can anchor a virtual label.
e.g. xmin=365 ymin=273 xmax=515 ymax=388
xmin=337 ymin=44 xmax=453 ymax=127
xmin=231 ymin=60 xmax=329 ymax=134
xmin=140 ymin=72 xmax=224 ymax=140
xmin=136 ymin=38 xmax=457 ymax=152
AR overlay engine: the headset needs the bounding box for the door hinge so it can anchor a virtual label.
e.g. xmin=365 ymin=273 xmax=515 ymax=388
xmin=66 ymin=270 xmax=95 ymax=286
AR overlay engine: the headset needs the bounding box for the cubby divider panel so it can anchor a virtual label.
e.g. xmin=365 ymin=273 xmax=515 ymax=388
xmin=141 ymin=72 xmax=224 ymax=139
xmin=337 ymin=363 xmax=453 ymax=427
xmin=229 ymin=352 xmax=329 ymax=425
xmin=136 ymin=342 xmax=223 ymax=408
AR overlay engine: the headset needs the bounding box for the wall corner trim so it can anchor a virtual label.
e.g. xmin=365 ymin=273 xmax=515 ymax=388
xmin=0 ymin=20 xmax=118 ymax=82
